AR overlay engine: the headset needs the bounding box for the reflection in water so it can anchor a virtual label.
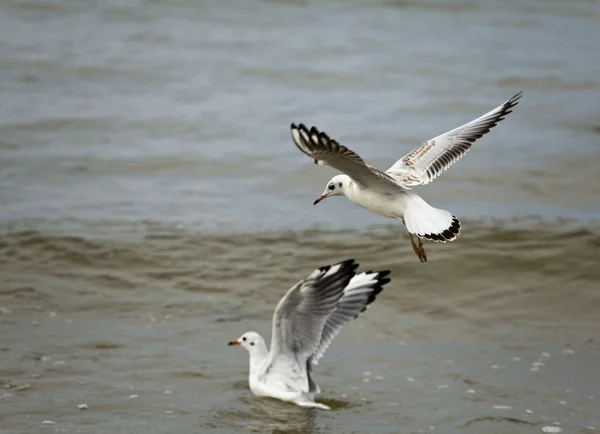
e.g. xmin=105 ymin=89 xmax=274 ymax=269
xmin=246 ymin=398 xmax=319 ymax=434
xmin=208 ymin=397 xmax=319 ymax=434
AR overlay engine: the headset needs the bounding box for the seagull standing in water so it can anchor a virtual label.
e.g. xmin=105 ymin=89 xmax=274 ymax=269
xmin=291 ymin=92 xmax=522 ymax=263
xmin=228 ymin=259 xmax=390 ymax=410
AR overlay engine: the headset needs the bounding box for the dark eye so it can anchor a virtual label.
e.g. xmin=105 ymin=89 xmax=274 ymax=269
xmin=250 ymin=342 xmax=254 ymax=346
xmin=338 ymin=182 xmax=342 ymax=188
xmin=328 ymin=184 xmax=335 ymax=190
xmin=242 ymin=337 xmax=246 ymax=342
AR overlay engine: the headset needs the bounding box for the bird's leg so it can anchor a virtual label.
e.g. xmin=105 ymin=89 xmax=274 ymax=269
xmin=402 ymin=219 xmax=428 ymax=264
xmin=417 ymin=235 xmax=427 ymax=263
xmin=408 ymin=232 xmax=428 ymax=264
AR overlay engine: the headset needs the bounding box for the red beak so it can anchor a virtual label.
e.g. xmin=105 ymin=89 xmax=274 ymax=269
xmin=313 ymin=195 xmax=326 ymax=205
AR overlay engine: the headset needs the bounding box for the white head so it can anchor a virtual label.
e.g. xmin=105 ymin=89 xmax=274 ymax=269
xmin=228 ymin=331 xmax=266 ymax=354
xmin=313 ymin=174 xmax=351 ymax=205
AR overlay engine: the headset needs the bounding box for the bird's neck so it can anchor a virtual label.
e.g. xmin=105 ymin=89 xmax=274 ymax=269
xmin=343 ymin=178 xmax=360 ymax=200
xmin=248 ymin=341 xmax=269 ymax=375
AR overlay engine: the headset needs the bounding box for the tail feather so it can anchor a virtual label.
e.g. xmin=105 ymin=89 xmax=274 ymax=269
xmin=404 ymin=195 xmax=461 ymax=243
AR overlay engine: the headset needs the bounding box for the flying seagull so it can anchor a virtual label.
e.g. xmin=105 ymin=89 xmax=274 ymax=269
xmin=291 ymin=92 xmax=522 ymax=263
xmin=228 ymin=259 xmax=390 ymax=409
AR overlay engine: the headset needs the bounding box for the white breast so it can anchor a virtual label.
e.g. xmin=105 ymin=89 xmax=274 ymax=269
xmin=249 ymin=374 xmax=270 ymax=397
xmin=345 ymin=184 xmax=408 ymax=219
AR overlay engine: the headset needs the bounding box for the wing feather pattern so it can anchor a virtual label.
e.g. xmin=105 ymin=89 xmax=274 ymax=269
xmin=267 ymin=260 xmax=390 ymax=394
xmin=387 ymin=92 xmax=523 ymax=185
xmin=310 ymin=270 xmax=390 ymax=365
xmin=291 ymin=123 xmax=398 ymax=187
xmin=270 ymin=259 xmax=359 ymax=364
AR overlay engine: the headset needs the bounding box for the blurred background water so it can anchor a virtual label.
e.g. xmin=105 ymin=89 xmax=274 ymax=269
xmin=0 ymin=0 xmax=599 ymax=433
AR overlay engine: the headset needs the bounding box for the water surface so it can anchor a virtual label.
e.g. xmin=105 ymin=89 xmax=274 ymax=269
xmin=1 ymin=0 xmax=599 ymax=433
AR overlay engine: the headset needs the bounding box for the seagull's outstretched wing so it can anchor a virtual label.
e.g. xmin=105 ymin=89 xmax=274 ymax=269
xmin=386 ymin=92 xmax=523 ymax=186
xmin=291 ymin=123 xmax=397 ymax=187
xmin=267 ymin=259 xmax=389 ymax=393
xmin=310 ymin=269 xmax=390 ymax=365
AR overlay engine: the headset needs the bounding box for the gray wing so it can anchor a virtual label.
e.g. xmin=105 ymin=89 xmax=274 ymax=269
xmin=386 ymin=92 xmax=523 ymax=186
xmin=291 ymin=123 xmax=398 ymax=187
xmin=310 ymin=269 xmax=390 ymax=365
xmin=267 ymin=260 xmax=390 ymax=394
xmin=266 ymin=259 xmax=359 ymax=393
xmin=270 ymin=259 xmax=358 ymax=362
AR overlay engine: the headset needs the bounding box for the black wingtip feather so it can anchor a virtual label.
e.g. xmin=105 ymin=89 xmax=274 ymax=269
xmin=498 ymin=91 xmax=523 ymax=120
xmin=291 ymin=122 xmax=308 ymax=131
xmin=317 ymin=259 xmax=359 ymax=283
xmin=359 ymin=269 xmax=391 ymax=314
xmin=508 ymin=91 xmax=524 ymax=105
xmin=321 ymin=258 xmax=357 ymax=271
